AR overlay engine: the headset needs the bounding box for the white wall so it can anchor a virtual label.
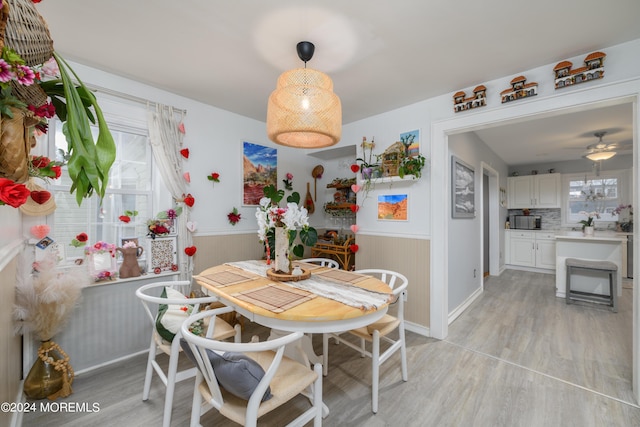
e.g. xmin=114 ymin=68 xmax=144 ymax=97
xmin=448 ymin=133 xmax=508 ymax=313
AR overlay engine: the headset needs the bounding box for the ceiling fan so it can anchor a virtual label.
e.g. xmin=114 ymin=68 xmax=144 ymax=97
xmin=582 ymin=131 xmax=631 ymax=161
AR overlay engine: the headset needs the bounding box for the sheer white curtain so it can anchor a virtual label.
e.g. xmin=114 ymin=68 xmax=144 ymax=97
xmin=147 ymin=104 xmax=192 ymax=280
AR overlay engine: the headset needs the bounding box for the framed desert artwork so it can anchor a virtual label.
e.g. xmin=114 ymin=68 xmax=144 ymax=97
xmin=243 ymin=141 xmax=277 ymax=206
xmin=377 ymin=194 xmax=408 ymax=221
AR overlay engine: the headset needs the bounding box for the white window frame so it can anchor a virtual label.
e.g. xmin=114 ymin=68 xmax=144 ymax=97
xmin=561 ymin=169 xmax=630 ymax=229
xmin=41 ymin=93 xmax=173 ymax=264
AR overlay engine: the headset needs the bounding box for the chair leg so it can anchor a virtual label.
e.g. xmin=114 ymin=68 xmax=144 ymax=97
xmin=360 ymin=337 xmax=366 ymax=358
xmin=142 ymin=336 xmax=157 ymax=401
xmin=190 ymin=372 xmax=203 ymax=427
xmin=371 ymin=330 xmax=380 ymax=414
xmin=162 ymin=338 xmax=183 ymax=427
xmin=313 ymin=363 xmax=323 ymax=427
xmin=322 ymin=333 xmax=329 ymax=376
xmin=399 ymin=324 xmax=408 ymax=382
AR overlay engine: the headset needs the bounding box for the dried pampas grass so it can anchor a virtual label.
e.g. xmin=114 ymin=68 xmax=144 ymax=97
xmin=14 ymin=253 xmax=87 ymax=341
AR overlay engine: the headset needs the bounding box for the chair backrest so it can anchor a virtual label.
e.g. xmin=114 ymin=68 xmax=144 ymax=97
xmin=180 ymin=308 xmax=305 ymax=415
xmin=354 ymin=269 xmax=408 ymax=317
xmin=135 ymin=280 xmax=220 ymax=325
xmin=300 ymin=257 xmax=340 ymax=269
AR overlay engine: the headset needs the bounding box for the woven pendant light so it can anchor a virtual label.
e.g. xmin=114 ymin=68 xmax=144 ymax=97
xmin=267 ymin=41 xmax=341 ymax=148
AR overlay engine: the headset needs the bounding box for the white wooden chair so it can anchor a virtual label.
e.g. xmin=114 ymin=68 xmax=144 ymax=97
xmin=136 ymin=281 xmax=241 ymax=427
xmin=322 ymin=269 xmax=408 ymax=413
xmin=300 ymin=257 xmax=340 ymax=269
xmin=181 ymin=306 xmax=323 ymax=427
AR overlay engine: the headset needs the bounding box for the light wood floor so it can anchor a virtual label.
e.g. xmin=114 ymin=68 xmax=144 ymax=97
xmin=22 ymin=270 xmax=640 ymax=426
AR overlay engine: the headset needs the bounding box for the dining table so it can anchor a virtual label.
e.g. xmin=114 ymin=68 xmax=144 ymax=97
xmin=193 ymin=260 xmax=393 ymax=367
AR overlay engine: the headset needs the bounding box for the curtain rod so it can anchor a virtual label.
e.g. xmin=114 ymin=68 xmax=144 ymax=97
xmin=85 ymin=83 xmax=187 ymax=116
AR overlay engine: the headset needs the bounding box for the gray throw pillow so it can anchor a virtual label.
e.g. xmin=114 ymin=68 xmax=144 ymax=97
xmin=180 ymin=339 xmax=272 ymax=401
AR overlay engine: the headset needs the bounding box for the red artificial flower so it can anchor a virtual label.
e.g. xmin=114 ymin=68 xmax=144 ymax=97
xmin=119 ymin=215 xmax=131 ymax=223
xmin=208 ymin=172 xmax=220 ymax=183
xmin=180 ymin=306 xmax=188 ymax=312
xmin=180 ymin=148 xmax=190 ymax=159
xmin=76 ymin=233 xmax=88 ymax=242
xmin=183 ymin=194 xmax=195 ymax=207
xmin=0 ymin=178 xmax=30 ymax=208
xmin=31 ymin=156 xmax=51 ymax=168
xmin=227 ymin=207 xmax=241 ymax=225
xmin=153 ymin=225 xmax=170 ymax=235
xmin=50 ymin=165 xmax=62 ymax=179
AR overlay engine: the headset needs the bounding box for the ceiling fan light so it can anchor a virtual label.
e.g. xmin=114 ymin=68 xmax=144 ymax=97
xmin=585 ymin=151 xmax=616 ymax=161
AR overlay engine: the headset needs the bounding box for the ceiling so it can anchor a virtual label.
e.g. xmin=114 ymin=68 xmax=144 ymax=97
xmin=36 ymin=0 xmax=640 ymax=165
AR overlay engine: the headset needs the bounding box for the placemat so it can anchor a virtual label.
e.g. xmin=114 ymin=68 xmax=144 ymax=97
xmin=314 ymin=269 xmax=369 ymax=284
xmin=293 ymin=261 xmax=326 ymax=271
xmin=194 ymin=270 xmax=257 ymax=288
xmin=232 ymin=284 xmax=316 ymax=313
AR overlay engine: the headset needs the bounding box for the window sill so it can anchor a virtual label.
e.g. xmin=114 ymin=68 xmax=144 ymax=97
xmin=83 ymin=270 xmax=180 ymax=288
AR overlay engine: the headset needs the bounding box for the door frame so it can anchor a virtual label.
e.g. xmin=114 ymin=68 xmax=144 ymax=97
xmin=430 ymin=79 xmax=640 ymax=400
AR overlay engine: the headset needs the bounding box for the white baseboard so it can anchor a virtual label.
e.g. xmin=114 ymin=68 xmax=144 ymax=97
xmin=405 ymin=321 xmax=429 ymax=337
xmin=448 ymin=286 xmax=483 ymax=324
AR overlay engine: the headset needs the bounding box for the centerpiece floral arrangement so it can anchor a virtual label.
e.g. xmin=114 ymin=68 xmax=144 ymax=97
xmin=256 ymin=184 xmax=317 ymax=274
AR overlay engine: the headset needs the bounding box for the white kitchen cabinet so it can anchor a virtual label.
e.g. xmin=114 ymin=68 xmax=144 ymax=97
xmin=506 ymin=230 xmax=556 ymax=270
xmin=507 ymin=173 xmax=561 ymax=208
xmin=535 ymin=232 xmax=557 ymax=269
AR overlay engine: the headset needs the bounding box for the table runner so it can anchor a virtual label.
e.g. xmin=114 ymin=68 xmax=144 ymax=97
xmin=232 ymin=284 xmax=316 ymax=313
xmin=225 ymin=261 xmax=391 ymax=311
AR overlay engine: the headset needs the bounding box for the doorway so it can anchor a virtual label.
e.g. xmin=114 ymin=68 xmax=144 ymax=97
xmin=431 ymin=82 xmax=639 ymax=401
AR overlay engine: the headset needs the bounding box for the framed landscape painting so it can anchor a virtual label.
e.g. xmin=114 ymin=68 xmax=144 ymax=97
xmin=243 ymin=141 xmax=277 ymax=205
xmin=451 ymin=156 xmax=475 ymax=218
xmin=377 ymin=194 xmax=408 ymax=221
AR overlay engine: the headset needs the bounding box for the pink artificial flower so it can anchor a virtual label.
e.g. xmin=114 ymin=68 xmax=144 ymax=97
xmin=0 ymin=59 xmax=12 ymax=83
xmin=40 ymin=57 xmax=59 ymax=77
xmin=14 ymin=65 xmax=35 ymax=85
xmin=286 ymin=172 xmax=293 ymax=180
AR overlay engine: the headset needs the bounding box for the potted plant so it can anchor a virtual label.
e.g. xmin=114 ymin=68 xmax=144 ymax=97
xmin=398 ymin=153 xmax=426 ymax=179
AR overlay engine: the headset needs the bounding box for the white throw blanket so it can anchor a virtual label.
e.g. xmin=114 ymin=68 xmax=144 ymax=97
xmin=225 ymin=261 xmax=391 ymax=310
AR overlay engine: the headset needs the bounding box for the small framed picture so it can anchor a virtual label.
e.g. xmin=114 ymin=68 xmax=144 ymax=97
xmin=451 ymin=156 xmax=475 ymax=218
xmin=148 ymin=236 xmax=178 ymax=274
xmin=377 ymin=194 xmax=408 ymax=221
xmin=36 ymin=236 xmax=54 ymax=249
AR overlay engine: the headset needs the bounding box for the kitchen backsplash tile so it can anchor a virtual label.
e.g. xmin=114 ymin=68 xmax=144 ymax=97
xmin=508 ymin=208 xmax=561 ymax=230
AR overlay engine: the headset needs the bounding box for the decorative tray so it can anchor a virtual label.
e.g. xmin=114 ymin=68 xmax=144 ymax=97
xmin=266 ymin=268 xmax=311 ymax=282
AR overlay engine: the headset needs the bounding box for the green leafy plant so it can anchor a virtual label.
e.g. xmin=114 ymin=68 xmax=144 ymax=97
xmin=45 ymin=53 xmax=116 ymax=205
xmin=398 ymin=153 xmax=426 ymax=179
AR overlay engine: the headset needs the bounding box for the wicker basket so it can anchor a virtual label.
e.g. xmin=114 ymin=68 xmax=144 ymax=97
xmin=4 ymin=0 xmax=53 ymax=66
xmin=0 ymin=2 xmax=10 ymax=53
xmin=0 ymin=106 xmax=31 ymax=183
xmin=11 ymin=79 xmax=48 ymax=107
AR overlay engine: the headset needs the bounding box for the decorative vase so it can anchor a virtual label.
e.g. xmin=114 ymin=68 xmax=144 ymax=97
xmin=23 ymin=340 xmax=74 ymax=400
xmin=274 ymin=226 xmax=291 ymax=274
xmin=116 ymin=246 xmax=144 ymax=278
xmin=584 ymin=226 xmax=594 ymax=235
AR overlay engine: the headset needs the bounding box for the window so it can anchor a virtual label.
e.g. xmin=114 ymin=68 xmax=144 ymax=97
xmin=566 ymin=172 xmax=622 ymax=225
xmin=46 ymin=118 xmax=153 ymax=260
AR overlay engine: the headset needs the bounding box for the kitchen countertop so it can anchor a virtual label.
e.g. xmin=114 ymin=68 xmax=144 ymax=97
xmin=554 ymin=230 xmax=627 ymax=242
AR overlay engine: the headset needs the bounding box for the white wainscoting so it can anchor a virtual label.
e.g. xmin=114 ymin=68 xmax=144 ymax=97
xmin=23 ymin=272 xmax=179 ymax=376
